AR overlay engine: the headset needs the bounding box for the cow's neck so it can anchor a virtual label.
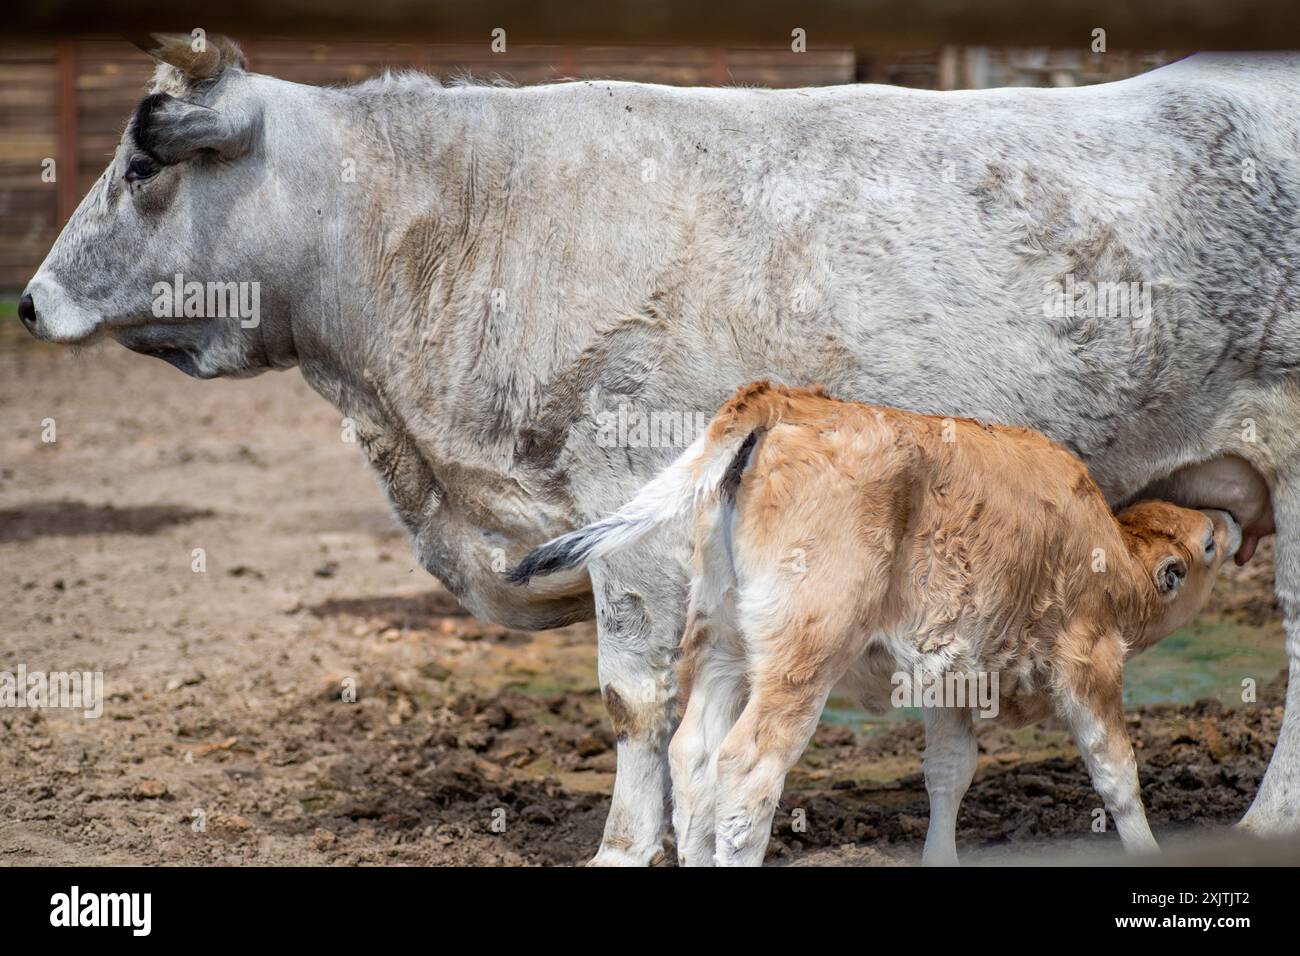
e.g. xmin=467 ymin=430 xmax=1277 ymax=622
xmin=284 ymin=80 xmax=597 ymax=624
xmin=298 ymin=82 xmax=526 ymax=453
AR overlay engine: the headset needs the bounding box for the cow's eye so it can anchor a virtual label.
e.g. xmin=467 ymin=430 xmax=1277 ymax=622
xmin=126 ymin=155 xmax=160 ymax=183
xmin=1204 ymin=537 xmax=1216 ymax=559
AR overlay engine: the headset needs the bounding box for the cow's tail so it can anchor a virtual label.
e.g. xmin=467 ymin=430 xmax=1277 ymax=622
xmin=504 ymin=385 xmax=776 ymax=585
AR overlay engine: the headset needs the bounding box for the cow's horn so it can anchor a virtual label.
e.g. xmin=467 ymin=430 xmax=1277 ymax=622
xmin=129 ymin=32 xmax=246 ymax=80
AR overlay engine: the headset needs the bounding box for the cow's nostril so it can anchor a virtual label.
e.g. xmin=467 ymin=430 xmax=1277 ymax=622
xmin=17 ymin=293 xmax=36 ymax=329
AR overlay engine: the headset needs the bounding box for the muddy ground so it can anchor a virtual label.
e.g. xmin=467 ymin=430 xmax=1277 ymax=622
xmin=0 ymin=328 xmax=1293 ymax=866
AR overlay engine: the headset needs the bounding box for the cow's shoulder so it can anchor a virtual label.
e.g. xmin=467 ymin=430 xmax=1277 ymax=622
xmin=1136 ymin=55 xmax=1300 ymax=144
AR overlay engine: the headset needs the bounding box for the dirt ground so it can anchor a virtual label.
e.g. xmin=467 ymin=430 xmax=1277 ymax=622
xmin=0 ymin=330 xmax=1292 ymax=866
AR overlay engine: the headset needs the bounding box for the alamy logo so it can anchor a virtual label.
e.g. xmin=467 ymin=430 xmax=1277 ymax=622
xmin=1042 ymin=275 xmax=1152 ymax=324
xmin=0 ymin=665 xmax=102 ymax=718
xmin=890 ymin=668 xmax=1000 ymax=718
xmin=50 ymin=886 xmax=151 ymax=936
xmin=595 ymin=403 xmax=709 ymax=449
xmin=152 ymin=274 xmax=260 ymax=328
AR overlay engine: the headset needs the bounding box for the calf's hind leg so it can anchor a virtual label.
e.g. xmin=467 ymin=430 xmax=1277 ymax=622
xmin=711 ymin=660 xmax=838 ymax=867
xmin=709 ymin=528 xmax=887 ymax=865
xmin=668 ymin=629 xmax=749 ymax=866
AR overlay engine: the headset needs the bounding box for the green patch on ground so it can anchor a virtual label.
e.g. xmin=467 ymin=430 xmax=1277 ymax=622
xmin=823 ymin=613 xmax=1285 ymax=729
xmin=1122 ymin=613 xmax=1285 ymax=707
xmin=497 ymin=671 xmax=601 ymax=700
xmin=0 ymin=294 xmax=51 ymax=351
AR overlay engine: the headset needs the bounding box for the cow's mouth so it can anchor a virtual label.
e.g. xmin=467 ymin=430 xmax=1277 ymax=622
xmin=113 ymin=332 xmax=207 ymax=378
xmin=111 ymin=322 xmax=216 ymax=378
xmin=127 ymin=343 xmax=203 ymax=377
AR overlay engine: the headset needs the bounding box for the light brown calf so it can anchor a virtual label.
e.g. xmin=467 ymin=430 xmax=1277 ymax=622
xmin=509 ymin=382 xmax=1240 ymax=866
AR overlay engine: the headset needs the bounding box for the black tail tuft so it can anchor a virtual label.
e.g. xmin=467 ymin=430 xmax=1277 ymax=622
xmin=719 ymin=430 xmax=760 ymax=504
xmin=504 ymin=529 xmax=599 ymax=585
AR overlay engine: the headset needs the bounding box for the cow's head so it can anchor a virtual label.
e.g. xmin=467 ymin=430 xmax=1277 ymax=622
xmin=19 ymin=34 xmax=310 ymax=378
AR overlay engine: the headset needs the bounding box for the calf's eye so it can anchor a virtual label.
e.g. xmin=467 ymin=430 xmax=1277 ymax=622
xmin=126 ymin=155 xmax=159 ymax=182
xmin=1204 ymin=538 xmax=1216 ymax=558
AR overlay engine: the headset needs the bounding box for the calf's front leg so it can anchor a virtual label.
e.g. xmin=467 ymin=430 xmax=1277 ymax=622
xmin=921 ymin=705 xmax=978 ymax=866
xmin=1060 ymin=669 xmax=1158 ymax=854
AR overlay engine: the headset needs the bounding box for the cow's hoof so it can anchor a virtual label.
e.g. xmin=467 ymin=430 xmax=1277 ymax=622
xmin=1236 ymin=811 xmax=1300 ymax=836
xmin=586 ymin=843 xmax=661 ymax=867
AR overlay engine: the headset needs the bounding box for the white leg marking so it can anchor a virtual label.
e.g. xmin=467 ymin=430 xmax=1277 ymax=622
xmin=1064 ymin=700 xmax=1158 ymax=854
xmin=921 ymin=706 xmax=978 ymax=866
xmin=668 ymin=645 xmax=748 ymax=866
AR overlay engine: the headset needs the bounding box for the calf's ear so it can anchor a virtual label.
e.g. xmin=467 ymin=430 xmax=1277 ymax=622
xmin=1154 ymin=554 xmax=1188 ymax=597
xmin=130 ymin=92 xmax=261 ymax=164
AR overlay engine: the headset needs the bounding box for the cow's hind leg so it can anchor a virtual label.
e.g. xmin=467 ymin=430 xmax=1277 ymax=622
xmin=921 ymin=705 xmax=978 ymax=866
xmin=586 ymin=559 xmax=687 ymax=867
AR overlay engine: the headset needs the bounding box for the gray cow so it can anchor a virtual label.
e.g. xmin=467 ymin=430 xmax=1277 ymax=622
xmin=19 ymin=35 xmax=1300 ymax=864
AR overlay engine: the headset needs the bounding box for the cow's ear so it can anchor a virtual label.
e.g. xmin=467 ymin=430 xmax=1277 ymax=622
xmin=1153 ymin=554 xmax=1187 ymax=598
xmin=130 ymin=92 xmax=260 ymax=164
xmin=129 ymin=32 xmax=246 ymax=82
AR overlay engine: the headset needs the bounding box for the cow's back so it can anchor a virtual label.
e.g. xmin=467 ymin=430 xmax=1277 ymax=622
xmin=502 ymin=57 xmax=1300 ymax=527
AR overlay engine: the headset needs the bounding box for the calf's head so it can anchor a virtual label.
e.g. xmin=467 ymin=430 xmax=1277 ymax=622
xmin=19 ymin=34 xmax=319 ymax=378
xmin=1116 ymin=499 xmax=1240 ymax=639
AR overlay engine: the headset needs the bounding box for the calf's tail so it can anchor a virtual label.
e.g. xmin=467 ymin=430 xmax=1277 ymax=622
xmin=504 ymin=384 xmax=776 ymax=585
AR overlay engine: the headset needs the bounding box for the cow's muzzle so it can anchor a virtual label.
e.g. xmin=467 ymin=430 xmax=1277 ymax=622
xmin=17 ymin=276 xmax=102 ymax=344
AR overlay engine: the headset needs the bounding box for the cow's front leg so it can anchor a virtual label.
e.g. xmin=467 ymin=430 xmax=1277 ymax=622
xmin=1242 ymin=474 xmax=1300 ymax=833
xmin=586 ymin=557 xmax=687 ymax=866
